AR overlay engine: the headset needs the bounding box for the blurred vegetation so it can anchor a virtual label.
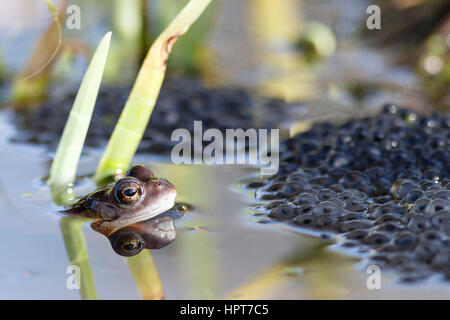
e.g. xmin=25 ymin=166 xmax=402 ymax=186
xmin=2 ymin=0 xmax=448 ymax=113
xmin=371 ymin=0 xmax=449 ymax=51
xmin=94 ymin=0 xmax=212 ymax=182
xmin=103 ymin=0 xmax=146 ymax=83
xmin=418 ymin=34 xmax=450 ymax=112
xmin=249 ymin=0 xmax=311 ymax=101
xmin=11 ymin=0 xmax=64 ymax=108
xmin=0 ymin=53 xmax=4 ymax=80
xmin=368 ymin=0 xmax=450 ymax=111
xmin=148 ymin=0 xmax=219 ymax=77
xmin=298 ymin=22 xmax=336 ymax=62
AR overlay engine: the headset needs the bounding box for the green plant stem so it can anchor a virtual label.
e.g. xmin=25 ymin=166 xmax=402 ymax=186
xmin=51 ymin=33 xmax=111 ymax=301
xmin=60 ymin=216 xmax=98 ymax=300
xmin=48 ymin=32 xmax=111 ymax=205
xmin=126 ymin=251 xmax=164 ymax=300
xmin=94 ymin=0 xmax=212 ymax=182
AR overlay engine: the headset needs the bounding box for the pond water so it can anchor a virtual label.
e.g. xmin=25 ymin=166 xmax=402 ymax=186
xmin=1 ymin=110 xmax=449 ymax=299
xmin=1 ymin=0 xmax=449 ymax=300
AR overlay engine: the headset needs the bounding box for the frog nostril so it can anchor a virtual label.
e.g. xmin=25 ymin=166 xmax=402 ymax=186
xmin=157 ymin=179 xmax=176 ymax=190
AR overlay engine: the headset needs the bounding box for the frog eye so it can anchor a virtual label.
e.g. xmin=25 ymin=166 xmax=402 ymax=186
xmin=113 ymin=179 xmax=143 ymax=205
xmin=109 ymin=231 xmax=144 ymax=257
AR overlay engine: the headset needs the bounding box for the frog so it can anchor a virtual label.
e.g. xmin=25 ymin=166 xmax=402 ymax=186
xmin=63 ymin=165 xmax=178 ymax=256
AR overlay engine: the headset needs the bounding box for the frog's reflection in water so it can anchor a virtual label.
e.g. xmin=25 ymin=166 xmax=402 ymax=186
xmin=61 ymin=165 xmax=181 ymax=256
xmin=108 ymin=213 xmax=178 ymax=256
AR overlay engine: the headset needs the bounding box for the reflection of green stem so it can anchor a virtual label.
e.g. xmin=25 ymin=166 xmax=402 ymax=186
xmin=226 ymin=241 xmax=355 ymax=299
xmin=158 ymin=165 xmax=219 ymax=299
xmin=60 ymin=216 xmax=98 ymax=300
xmin=126 ymin=251 xmax=164 ymax=300
xmin=181 ymin=226 xmax=218 ymax=299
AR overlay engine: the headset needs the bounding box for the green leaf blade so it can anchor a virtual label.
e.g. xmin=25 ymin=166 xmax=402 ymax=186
xmin=94 ymin=0 xmax=212 ymax=182
xmin=48 ymin=32 xmax=112 ymax=204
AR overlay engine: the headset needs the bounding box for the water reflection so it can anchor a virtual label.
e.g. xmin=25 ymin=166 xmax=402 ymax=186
xmin=1 ymin=121 xmax=449 ymax=299
xmin=59 ymin=165 xmax=178 ymax=256
xmin=56 ymin=164 xmax=183 ymax=300
xmin=226 ymin=241 xmax=360 ymax=299
xmin=108 ymin=215 xmax=176 ymax=256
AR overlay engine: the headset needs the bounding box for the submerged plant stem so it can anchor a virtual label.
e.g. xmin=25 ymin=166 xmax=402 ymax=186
xmin=126 ymin=251 xmax=164 ymax=300
xmin=60 ymin=217 xmax=98 ymax=300
xmin=94 ymin=0 xmax=212 ymax=182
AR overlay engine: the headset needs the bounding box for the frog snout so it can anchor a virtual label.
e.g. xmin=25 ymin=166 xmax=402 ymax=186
xmin=156 ymin=217 xmax=175 ymax=232
xmin=157 ymin=178 xmax=176 ymax=191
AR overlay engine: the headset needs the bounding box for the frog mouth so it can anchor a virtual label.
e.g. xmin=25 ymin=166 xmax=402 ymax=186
xmin=121 ymin=192 xmax=177 ymax=225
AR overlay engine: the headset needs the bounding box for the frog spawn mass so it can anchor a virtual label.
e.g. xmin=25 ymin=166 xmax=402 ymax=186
xmin=244 ymin=105 xmax=450 ymax=282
